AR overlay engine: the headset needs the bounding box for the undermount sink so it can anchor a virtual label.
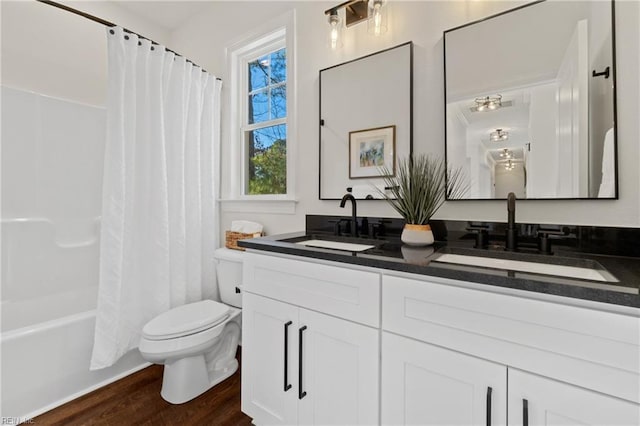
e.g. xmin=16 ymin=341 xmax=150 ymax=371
xmin=433 ymin=253 xmax=618 ymax=283
xmin=295 ymin=239 xmax=375 ymax=252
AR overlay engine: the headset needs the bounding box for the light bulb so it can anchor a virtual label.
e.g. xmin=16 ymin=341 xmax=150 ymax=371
xmin=373 ymin=4 xmax=382 ymax=35
xmin=367 ymin=0 xmax=387 ymax=36
xmin=327 ymin=11 xmax=341 ymax=50
xmin=331 ymin=24 xmax=339 ymax=49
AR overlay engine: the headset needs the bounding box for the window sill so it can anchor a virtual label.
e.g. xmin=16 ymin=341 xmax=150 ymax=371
xmin=219 ymin=198 xmax=298 ymax=214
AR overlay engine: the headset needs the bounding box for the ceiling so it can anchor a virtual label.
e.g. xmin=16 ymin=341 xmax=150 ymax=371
xmin=113 ymin=1 xmax=212 ymax=31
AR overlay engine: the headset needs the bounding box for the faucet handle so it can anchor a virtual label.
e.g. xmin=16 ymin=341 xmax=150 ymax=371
xmin=371 ymin=220 xmax=388 ymax=238
xmin=335 ymin=218 xmax=352 ymax=236
xmin=537 ymin=227 xmax=570 ymax=254
xmin=466 ymin=226 xmax=489 ymax=249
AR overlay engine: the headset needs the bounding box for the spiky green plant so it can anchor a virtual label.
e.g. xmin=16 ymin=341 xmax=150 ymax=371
xmin=378 ymin=155 xmax=469 ymax=225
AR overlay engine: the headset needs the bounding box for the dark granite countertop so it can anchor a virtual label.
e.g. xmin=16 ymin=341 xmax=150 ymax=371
xmin=238 ymin=231 xmax=640 ymax=309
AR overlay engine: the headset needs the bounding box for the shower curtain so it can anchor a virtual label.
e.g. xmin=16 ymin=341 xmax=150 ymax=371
xmin=91 ymin=27 xmax=222 ymax=370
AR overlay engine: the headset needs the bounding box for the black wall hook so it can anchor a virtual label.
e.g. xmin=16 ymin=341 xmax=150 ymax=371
xmin=592 ymin=66 xmax=610 ymax=79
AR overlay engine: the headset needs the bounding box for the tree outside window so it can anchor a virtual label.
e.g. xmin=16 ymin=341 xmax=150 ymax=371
xmin=245 ymin=48 xmax=287 ymax=195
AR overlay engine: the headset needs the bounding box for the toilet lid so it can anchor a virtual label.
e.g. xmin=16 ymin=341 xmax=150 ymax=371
xmin=142 ymin=300 xmax=230 ymax=340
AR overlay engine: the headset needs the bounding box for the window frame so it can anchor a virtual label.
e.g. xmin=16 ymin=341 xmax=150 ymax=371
xmin=226 ymin=11 xmax=296 ymax=211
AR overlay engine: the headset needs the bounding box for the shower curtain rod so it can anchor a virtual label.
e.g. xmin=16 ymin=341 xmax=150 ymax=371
xmin=36 ymin=0 xmax=222 ymax=81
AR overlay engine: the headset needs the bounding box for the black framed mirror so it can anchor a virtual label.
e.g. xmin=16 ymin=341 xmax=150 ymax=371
xmin=444 ymin=0 xmax=617 ymax=200
xmin=319 ymin=41 xmax=413 ymax=200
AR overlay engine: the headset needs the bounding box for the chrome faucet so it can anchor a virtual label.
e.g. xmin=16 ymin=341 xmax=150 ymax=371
xmin=339 ymin=193 xmax=358 ymax=237
xmin=505 ymin=192 xmax=518 ymax=251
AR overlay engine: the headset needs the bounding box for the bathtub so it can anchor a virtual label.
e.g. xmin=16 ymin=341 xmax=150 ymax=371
xmin=1 ymin=306 xmax=148 ymax=420
xmin=0 ymin=219 xmax=147 ymax=420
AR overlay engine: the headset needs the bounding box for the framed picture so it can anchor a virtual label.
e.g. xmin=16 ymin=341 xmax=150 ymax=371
xmin=349 ymin=125 xmax=396 ymax=179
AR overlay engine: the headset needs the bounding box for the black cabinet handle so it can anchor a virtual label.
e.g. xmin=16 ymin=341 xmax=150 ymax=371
xmin=486 ymin=387 xmax=492 ymax=426
xmin=523 ymin=398 xmax=529 ymax=426
xmin=283 ymin=321 xmax=292 ymax=392
xmin=298 ymin=325 xmax=307 ymax=399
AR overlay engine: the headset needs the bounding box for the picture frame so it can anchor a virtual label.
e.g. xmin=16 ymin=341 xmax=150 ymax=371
xmin=349 ymin=125 xmax=396 ymax=179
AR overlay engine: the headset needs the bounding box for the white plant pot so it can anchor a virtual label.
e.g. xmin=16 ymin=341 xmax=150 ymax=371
xmin=401 ymin=224 xmax=434 ymax=246
xmin=400 ymin=245 xmax=435 ymax=265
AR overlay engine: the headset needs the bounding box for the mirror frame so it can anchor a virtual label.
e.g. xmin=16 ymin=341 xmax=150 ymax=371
xmin=443 ymin=0 xmax=618 ymax=201
xmin=319 ymin=41 xmax=414 ymax=200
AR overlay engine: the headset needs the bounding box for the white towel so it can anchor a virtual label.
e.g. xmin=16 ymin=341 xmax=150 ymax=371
xmin=231 ymin=220 xmax=263 ymax=234
xmin=598 ymin=128 xmax=615 ymax=198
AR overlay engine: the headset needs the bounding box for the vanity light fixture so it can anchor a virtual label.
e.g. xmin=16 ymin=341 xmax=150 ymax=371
xmin=325 ymin=0 xmax=388 ymax=48
xmin=325 ymin=1 xmax=368 ymax=28
xmin=499 ymin=148 xmax=513 ymax=159
xmin=474 ymin=95 xmax=502 ymax=112
xmin=490 ymin=128 xmax=509 ymax=142
xmin=327 ymin=9 xmax=343 ymax=50
xmin=367 ymin=0 xmax=388 ymax=36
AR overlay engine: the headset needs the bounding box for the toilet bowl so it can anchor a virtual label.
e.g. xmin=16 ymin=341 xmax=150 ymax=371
xmin=139 ymin=248 xmax=244 ymax=404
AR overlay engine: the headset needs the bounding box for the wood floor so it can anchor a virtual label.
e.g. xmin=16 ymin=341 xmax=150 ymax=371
xmin=34 ymin=353 xmax=253 ymax=426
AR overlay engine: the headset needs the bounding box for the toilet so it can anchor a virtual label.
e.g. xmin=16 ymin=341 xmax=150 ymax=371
xmin=139 ymin=248 xmax=244 ymax=404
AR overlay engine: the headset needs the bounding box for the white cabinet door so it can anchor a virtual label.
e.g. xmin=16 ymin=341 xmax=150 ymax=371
xmin=242 ymin=293 xmax=298 ymax=425
xmin=298 ymin=308 xmax=379 ymax=425
xmin=382 ymin=332 xmax=507 ymax=426
xmin=508 ymin=369 xmax=640 ymax=426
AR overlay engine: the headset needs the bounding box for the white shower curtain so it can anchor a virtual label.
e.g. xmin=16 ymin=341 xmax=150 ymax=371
xmin=91 ymin=27 xmax=222 ymax=370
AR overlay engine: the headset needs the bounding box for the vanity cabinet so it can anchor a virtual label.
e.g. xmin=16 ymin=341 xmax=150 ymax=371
xmin=241 ymin=253 xmax=380 ymax=425
xmin=382 ymin=331 xmax=638 ymax=426
xmin=381 ymin=332 xmax=507 ymax=425
xmin=241 ymin=293 xmax=297 ymax=425
xmin=382 ymin=274 xmax=640 ymax=426
xmin=242 ymin=251 xmax=639 ymax=425
xmin=508 ymin=369 xmax=640 ymax=426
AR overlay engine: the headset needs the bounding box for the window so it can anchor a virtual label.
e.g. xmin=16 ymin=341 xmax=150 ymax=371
xmin=227 ymin=13 xmax=295 ymax=209
xmin=245 ymin=48 xmax=287 ymax=195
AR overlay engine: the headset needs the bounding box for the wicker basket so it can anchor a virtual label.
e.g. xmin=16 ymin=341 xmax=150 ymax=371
xmin=225 ymin=230 xmax=263 ymax=251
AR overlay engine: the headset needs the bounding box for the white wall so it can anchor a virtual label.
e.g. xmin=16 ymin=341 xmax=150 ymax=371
xmin=171 ymin=0 xmax=639 ymax=234
xmin=0 ymin=0 xmax=171 ymax=106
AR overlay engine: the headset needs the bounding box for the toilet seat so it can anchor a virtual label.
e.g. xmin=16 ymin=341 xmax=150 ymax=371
xmin=142 ymin=300 xmax=230 ymax=341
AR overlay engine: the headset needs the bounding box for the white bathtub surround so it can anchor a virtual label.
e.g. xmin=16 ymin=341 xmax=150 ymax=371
xmin=91 ymin=27 xmax=222 ymax=370
xmin=1 ymin=310 xmax=147 ymax=420
xmin=0 ymin=86 xmax=124 ymax=418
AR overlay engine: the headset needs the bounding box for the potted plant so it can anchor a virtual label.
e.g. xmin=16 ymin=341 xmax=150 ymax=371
xmin=378 ymin=154 xmax=468 ymax=246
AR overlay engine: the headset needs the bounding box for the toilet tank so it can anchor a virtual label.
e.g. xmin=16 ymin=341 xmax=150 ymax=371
xmin=214 ymin=248 xmax=244 ymax=308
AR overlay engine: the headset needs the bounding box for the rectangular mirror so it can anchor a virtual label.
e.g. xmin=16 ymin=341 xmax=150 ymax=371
xmin=444 ymin=0 xmax=617 ymax=200
xmin=320 ymin=42 xmax=413 ymax=200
